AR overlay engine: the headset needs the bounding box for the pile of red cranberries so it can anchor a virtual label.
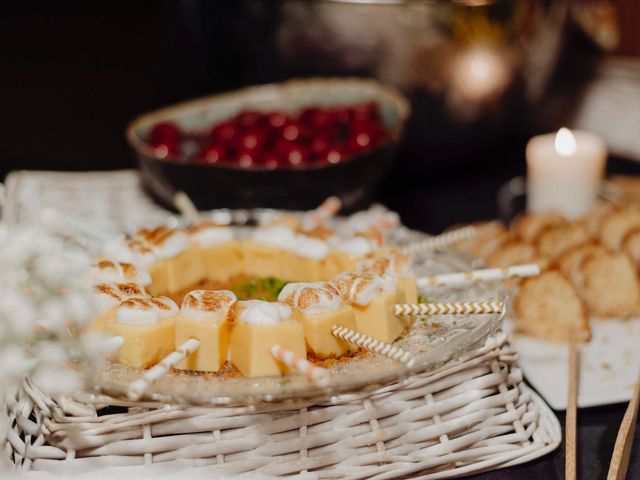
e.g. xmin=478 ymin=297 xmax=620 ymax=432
xmin=146 ymin=102 xmax=389 ymax=169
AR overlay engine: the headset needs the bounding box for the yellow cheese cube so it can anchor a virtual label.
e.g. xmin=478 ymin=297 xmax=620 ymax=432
xmin=201 ymin=241 xmax=244 ymax=281
xmin=146 ymin=260 xmax=170 ymax=296
xmin=230 ymin=321 xmax=306 ymax=377
xmin=241 ymin=240 xmax=285 ymax=278
xmin=166 ymin=248 xmax=206 ymax=294
xmin=175 ymin=314 xmax=229 ymax=372
xmin=352 ymin=290 xmax=406 ymax=343
xmin=105 ymin=318 xmax=175 ymax=369
xmin=397 ymin=275 xmax=418 ymax=305
xmin=90 ymin=308 xmax=116 ymax=332
xmin=283 ymin=254 xmax=324 ymax=282
xmin=292 ymin=304 xmax=357 ymax=358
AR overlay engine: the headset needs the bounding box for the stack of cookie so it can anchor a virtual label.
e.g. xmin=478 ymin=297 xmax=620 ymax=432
xmin=454 ymin=203 xmax=640 ymax=343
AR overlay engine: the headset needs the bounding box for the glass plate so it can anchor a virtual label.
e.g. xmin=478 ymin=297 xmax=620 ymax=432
xmin=90 ymin=224 xmax=505 ymax=406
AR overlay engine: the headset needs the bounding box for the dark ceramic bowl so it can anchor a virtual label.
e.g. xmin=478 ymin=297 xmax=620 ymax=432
xmin=126 ymin=78 xmax=410 ymax=212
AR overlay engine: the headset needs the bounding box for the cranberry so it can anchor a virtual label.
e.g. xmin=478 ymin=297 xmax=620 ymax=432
xmin=266 ymin=111 xmax=289 ymax=129
xmin=150 ymin=122 xmax=181 ymax=143
xmin=238 ymin=129 xmax=268 ymax=153
xmin=329 ymin=107 xmax=350 ymax=126
xmin=261 ymin=151 xmax=282 ymax=169
xmin=280 ymin=121 xmax=303 ymax=142
xmin=316 ymin=147 xmax=344 ymax=165
xmin=309 ymin=136 xmax=331 ymax=157
xmin=300 ymin=107 xmax=334 ymax=130
xmin=201 ymin=143 xmax=227 ymax=164
xmin=284 ymin=145 xmax=310 ymax=167
xmin=236 ymin=150 xmax=258 ymax=168
xmin=348 ymin=102 xmax=379 ymax=122
xmin=150 ymin=139 xmax=180 ymax=159
xmin=210 ymin=122 xmax=238 ymax=144
xmin=235 ymin=110 xmax=263 ymax=129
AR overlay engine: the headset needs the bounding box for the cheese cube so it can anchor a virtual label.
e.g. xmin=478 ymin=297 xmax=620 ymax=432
xmin=230 ymin=321 xmax=306 ymax=377
xmin=229 ymin=300 xmax=305 ymax=377
xmin=104 ymin=297 xmax=178 ymax=369
xmin=293 ymin=305 xmax=357 ymax=358
xmin=242 ymin=240 xmax=285 ymax=278
xmin=201 ymin=241 xmax=244 ymax=281
xmin=278 ymin=281 xmax=356 ymax=358
xmin=352 ymin=290 xmax=406 ymax=343
xmin=166 ymin=248 xmax=206 ymax=294
xmin=174 ymin=290 xmax=236 ymax=372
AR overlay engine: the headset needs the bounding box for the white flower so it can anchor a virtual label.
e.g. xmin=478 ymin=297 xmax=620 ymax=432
xmin=0 ymin=224 xmax=106 ymax=403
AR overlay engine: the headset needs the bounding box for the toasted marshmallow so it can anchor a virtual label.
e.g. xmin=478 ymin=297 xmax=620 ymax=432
xmin=291 ymin=234 xmax=329 ymax=260
xmin=91 ymin=260 xmax=152 ymax=286
xmin=330 ymin=236 xmax=377 ymax=257
xmin=103 ymin=235 xmax=156 ymax=268
xmin=235 ymin=300 xmax=292 ymax=325
xmin=278 ymin=282 xmax=341 ymax=315
xmin=94 ymin=282 xmax=149 ymax=312
xmin=116 ymin=296 xmax=178 ymax=325
xmin=181 ymin=290 xmax=237 ymax=320
xmin=189 ymin=222 xmax=235 ymax=247
xmin=356 ymin=251 xmax=411 ymax=276
xmin=252 ymin=225 xmax=297 ymax=250
xmin=135 ymin=226 xmax=189 ymax=259
xmin=331 ymin=272 xmax=397 ymax=307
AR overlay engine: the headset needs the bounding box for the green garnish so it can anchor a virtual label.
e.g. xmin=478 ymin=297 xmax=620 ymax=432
xmin=230 ymin=276 xmax=289 ymax=301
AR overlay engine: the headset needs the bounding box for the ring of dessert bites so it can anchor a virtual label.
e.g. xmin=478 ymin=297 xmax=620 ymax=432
xmin=90 ymin=209 xmax=419 ymax=378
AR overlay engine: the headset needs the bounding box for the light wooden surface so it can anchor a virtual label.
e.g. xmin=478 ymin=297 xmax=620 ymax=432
xmin=607 ymin=370 xmax=640 ymax=480
xmin=565 ymin=337 xmax=579 ymax=480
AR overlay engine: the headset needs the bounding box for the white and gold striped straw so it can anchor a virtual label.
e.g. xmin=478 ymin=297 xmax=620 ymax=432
xmin=308 ymin=196 xmax=342 ymax=227
xmin=172 ymin=191 xmax=201 ymax=224
xmin=331 ymin=325 xmax=415 ymax=368
xmin=270 ymin=344 xmax=329 ymax=387
xmin=402 ymin=225 xmax=477 ymax=255
xmin=127 ymin=338 xmax=200 ymax=401
xmin=394 ymin=301 xmax=504 ymax=317
xmin=417 ymin=263 xmax=540 ymax=289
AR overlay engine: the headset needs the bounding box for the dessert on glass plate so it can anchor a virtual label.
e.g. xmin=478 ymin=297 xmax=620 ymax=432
xmin=87 ymin=204 xmax=504 ymax=405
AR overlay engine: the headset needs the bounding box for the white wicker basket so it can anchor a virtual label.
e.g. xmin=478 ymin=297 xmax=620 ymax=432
xmin=4 ymin=332 xmax=560 ymax=479
xmin=1 ymin=171 xmax=561 ymax=478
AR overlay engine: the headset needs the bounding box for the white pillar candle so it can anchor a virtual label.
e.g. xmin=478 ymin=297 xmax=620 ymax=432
xmin=526 ymin=128 xmax=607 ymax=219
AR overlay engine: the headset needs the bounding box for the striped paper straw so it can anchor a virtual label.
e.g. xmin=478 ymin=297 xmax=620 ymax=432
xmin=402 ymin=225 xmax=477 ymax=256
xmin=270 ymin=344 xmax=329 ymax=386
xmin=127 ymin=338 xmax=200 ymax=401
xmin=172 ymin=191 xmax=201 ymax=224
xmin=417 ymin=264 xmax=540 ymax=289
xmin=331 ymin=325 xmax=415 ymax=368
xmin=394 ymin=301 xmax=504 ymax=317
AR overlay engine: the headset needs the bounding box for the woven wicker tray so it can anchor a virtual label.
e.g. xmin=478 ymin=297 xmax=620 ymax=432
xmin=1 ymin=170 xmax=561 ymax=477
xmin=5 ymin=332 xmax=560 ymax=479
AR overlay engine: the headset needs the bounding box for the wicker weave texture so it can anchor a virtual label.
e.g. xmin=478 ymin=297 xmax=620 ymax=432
xmin=4 ymin=333 xmax=560 ymax=479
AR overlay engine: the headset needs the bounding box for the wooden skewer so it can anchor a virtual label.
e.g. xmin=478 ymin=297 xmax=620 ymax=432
xmin=401 ymin=225 xmax=477 ymax=255
xmin=607 ymin=369 xmax=640 ymax=480
xmin=565 ymin=335 xmax=579 ymax=480
xmin=270 ymin=345 xmax=329 ymax=387
xmin=393 ymin=301 xmax=504 ymax=317
xmin=417 ymin=264 xmax=540 ymax=289
xmin=127 ymin=338 xmax=200 ymax=401
xmin=172 ymin=191 xmax=201 ymax=224
xmin=331 ymin=325 xmax=415 ymax=368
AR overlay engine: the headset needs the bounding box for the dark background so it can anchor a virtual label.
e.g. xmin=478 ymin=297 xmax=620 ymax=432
xmin=2 ymin=3 xmax=640 ymax=478
xmin=4 ymin=1 xmax=634 ymax=234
